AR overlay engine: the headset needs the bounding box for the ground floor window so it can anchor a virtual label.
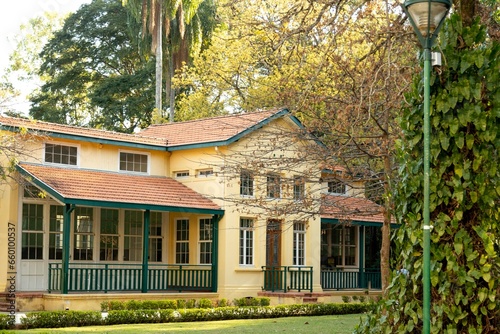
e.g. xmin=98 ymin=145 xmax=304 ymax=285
xmin=21 ymin=204 xmax=44 ymax=260
xmin=293 ymin=222 xmax=306 ymax=266
xmin=176 ymin=219 xmax=190 ymax=264
xmin=199 ymin=218 xmax=212 ymax=264
xmin=321 ymin=224 xmax=357 ymax=268
xmin=149 ymin=211 xmax=163 ymax=262
xmin=239 ymin=218 xmax=254 ymax=265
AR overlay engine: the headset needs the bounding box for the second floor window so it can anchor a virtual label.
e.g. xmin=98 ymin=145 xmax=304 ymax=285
xmin=120 ymin=152 xmax=148 ymax=173
xmin=293 ymin=176 xmax=305 ymax=200
xmin=45 ymin=143 xmax=77 ymax=166
xmin=240 ymin=170 xmax=254 ymax=196
xmin=328 ymin=179 xmax=346 ymax=194
xmin=267 ymin=173 xmax=281 ymax=198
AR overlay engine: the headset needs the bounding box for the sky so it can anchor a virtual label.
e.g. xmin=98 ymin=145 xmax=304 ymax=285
xmin=0 ymin=0 xmax=92 ymax=113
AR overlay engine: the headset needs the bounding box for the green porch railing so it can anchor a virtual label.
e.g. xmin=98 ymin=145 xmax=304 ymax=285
xmin=261 ymin=266 xmax=313 ymax=293
xmin=48 ymin=263 xmax=212 ymax=293
xmin=320 ymin=268 xmax=381 ymax=290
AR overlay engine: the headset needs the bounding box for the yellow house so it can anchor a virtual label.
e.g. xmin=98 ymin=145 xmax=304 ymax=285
xmin=0 ymin=108 xmax=385 ymax=311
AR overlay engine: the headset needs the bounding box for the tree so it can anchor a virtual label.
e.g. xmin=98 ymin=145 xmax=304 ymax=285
xmin=175 ymin=0 xmax=414 ymax=290
xmin=30 ymin=0 xmax=155 ymax=132
xmin=123 ymin=0 xmax=218 ymax=122
xmin=357 ymin=12 xmax=500 ymax=334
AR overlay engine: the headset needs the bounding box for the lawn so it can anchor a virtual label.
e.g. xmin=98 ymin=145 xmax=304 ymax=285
xmin=2 ymin=314 xmax=364 ymax=334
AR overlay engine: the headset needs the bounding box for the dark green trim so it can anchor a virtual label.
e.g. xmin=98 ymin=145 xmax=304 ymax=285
xmin=166 ymin=109 xmax=321 ymax=151
xmin=0 ymin=124 xmax=167 ymax=151
xmin=62 ymin=204 xmax=75 ymax=294
xmin=210 ymin=214 xmax=223 ymax=292
xmin=358 ymin=226 xmax=365 ymax=288
xmin=142 ymin=210 xmax=150 ymax=293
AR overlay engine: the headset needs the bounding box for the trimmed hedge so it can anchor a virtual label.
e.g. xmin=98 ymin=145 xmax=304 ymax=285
xmin=0 ymin=314 xmax=12 ymax=330
xmin=20 ymin=303 xmax=370 ymax=329
xmin=21 ymin=311 xmax=102 ymax=329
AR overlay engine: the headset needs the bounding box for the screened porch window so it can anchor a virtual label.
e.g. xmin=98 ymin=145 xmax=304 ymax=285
xmin=74 ymin=207 xmax=94 ymax=260
xmin=321 ymin=224 xmax=357 ymax=267
xmin=176 ymin=219 xmax=190 ymax=264
xmin=21 ymin=204 xmax=44 ymax=260
xmin=124 ymin=210 xmax=143 ymax=261
xmin=49 ymin=205 xmax=64 ymax=260
xmin=199 ymin=218 xmax=212 ymax=264
xmin=100 ymin=209 xmax=119 ymax=261
xmin=149 ymin=212 xmax=163 ymax=262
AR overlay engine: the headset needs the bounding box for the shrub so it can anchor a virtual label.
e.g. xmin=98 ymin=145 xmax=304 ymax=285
xmin=198 ymin=298 xmax=213 ymax=309
xmin=217 ymin=298 xmax=229 ymax=307
xmin=0 ymin=314 xmax=12 ymax=330
xmin=21 ymin=311 xmax=102 ymax=329
xmin=233 ymin=297 xmax=269 ymax=307
xmin=358 ymin=296 xmax=366 ymax=303
xmin=186 ymin=299 xmax=196 ymax=309
xmin=352 ymin=295 xmax=359 ymax=301
xmin=341 ymin=296 xmax=351 ymax=303
xmin=259 ymin=297 xmax=270 ymax=306
xmin=176 ymin=299 xmax=187 ymax=309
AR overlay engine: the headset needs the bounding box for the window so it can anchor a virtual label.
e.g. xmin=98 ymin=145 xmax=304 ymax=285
xmin=199 ymin=218 xmax=212 ymax=264
xmin=240 ymin=170 xmax=254 ymax=196
xmin=293 ymin=222 xmax=306 ymax=266
xmin=321 ymin=224 xmax=357 ymax=267
xmin=174 ymin=170 xmax=189 ymax=178
xmin=49 ymin=205 xmax=64 ymax=260
xmin=197 ymin=169 xmax=214 ymax=177
xmin=74 ymin=207 xmax=94 ymax=260
xmin=293 ymin=176 xmax=305 ymax=200
xmin=176 ymin=219 xmax=190 ymax=264
xmin=149 ymin=212 xmax=162 ymax=262
xmin=328 ymin=179 xmax=346 ymax=194
xmin=100 ymin=209 xmax=119 ymax=261
xmin=124 ymin=210 xmax=143 ymax=261
xmin=239 ymin=218 xmax=254 ymax=265
xmin=45 ymin=143 xmax=77 ymax=165
xmin=119 ymin=152 xmax=148 ymax=173
xmin=21 ymin=204 xmax=44 ymax=260
xmin=267 ymin=173 xmax=281 ymax=198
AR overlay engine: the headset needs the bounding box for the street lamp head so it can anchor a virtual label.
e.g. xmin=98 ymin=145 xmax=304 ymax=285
xmin=403 ymin=0 xmax=452 ymax=49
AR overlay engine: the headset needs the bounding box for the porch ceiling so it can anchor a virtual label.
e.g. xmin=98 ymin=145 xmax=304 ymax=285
xmin=16 ymin=162 xmax=223 ymax=214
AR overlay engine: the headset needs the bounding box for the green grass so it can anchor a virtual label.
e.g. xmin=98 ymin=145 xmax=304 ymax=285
xmin=2 ymin=314 xmax=364 ymax=333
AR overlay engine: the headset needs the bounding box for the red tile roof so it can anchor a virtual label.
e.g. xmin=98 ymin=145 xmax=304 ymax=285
xmin=140 ymin=109 xmax=285 ymax=147
xmin=321 ymin=195 xmax=387 ymax=223
xmin=0 ymin=116 xmax=167 ymax=147
xmin=18 ymin=163 xmax=221 ymax=212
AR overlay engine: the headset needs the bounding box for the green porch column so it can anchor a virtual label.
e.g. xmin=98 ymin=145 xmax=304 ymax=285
xmin=358 ymin=226 xmax=365 ymax=289
xmin=142 ymin=210 xmax=150 ymax=293
xmin=62 ymin=204 xmax=75 ymax=294
xmin=211 ymin=215 xmax=221 ymax=292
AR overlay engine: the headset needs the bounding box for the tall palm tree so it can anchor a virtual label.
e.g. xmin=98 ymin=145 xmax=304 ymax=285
xmin=123 ymin=0 xmax=217 ymax=122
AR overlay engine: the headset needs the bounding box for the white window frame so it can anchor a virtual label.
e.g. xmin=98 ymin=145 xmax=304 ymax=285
xmin=198 ymin=217 xmax=212 ymax=264
xmin=239 ymin=218 xmax=254 ymax=266
xmin=293 ymin=222 xmax=306 ymax=266
xmin=118 ymin=150 xmax=150 ymax=174
xmin=266 ymin=173 xmax=281 ymax=199
xmin=175 ymin=218 xmax=190 ymax=264
xmin=240 ymin=169 xmax=254 ymax=197
xmin=44 ymin=142 xmax=80 ymax=166
xmin=293 ymin=175 xmax=305 ymax=200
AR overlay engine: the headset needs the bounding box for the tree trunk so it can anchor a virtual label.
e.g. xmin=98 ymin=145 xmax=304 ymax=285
xmin=154 ymin=1 xmax=163 ymax=122
xmin=168 ymin=53 xmax=175 ymax=123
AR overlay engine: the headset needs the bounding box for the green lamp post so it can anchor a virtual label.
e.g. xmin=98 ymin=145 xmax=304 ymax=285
xmin=402 ymin=1 xmax=451 ymax=333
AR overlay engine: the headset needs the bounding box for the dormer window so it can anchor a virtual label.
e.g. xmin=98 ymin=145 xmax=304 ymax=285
xmin=119 ymin=151 xmax=148 ymax=173
xmin=44 ymin=143 xmax=78 ymax=166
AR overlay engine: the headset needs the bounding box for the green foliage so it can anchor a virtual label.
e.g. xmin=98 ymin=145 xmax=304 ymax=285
xmin=30 ymin=0 xmax=155 ymax=132
xmin=342 ymin=296 xmax=351 ymax=303
xmin=217 ymin=298 xmax=229 ymax=307
xmin=356 ymin=14 xmax=500 ymax=333
xmin=233 ymin=297 xmax=270 ymax=307
xmin=198 ymin=298 xmax=214 ymax=309
xmin=0 ymin=314 xmax=12 ymax=329
xmin=21 ymin=311 xmax=102 ymax=329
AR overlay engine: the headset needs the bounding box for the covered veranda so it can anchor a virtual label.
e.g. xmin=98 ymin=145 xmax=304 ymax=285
xmin=16 ymin=162 xmax=224 ymax=294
